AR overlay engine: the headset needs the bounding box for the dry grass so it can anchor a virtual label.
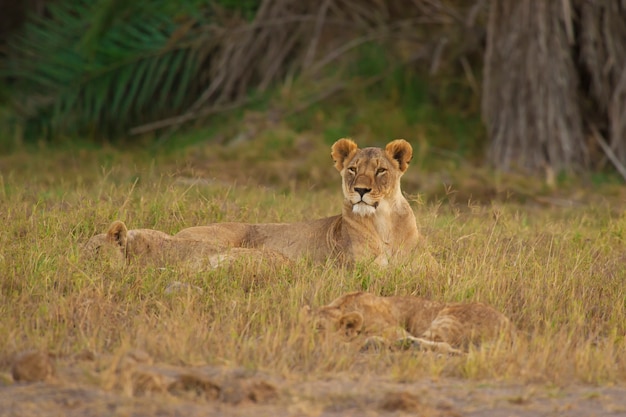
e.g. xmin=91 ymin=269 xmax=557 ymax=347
xmin=1 ymin=135 xmax=625 ymax=392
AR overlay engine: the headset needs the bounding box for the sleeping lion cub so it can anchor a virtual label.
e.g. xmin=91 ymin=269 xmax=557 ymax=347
xmin=175 ymin=138 xmax=423 ymax=267
xmin=304 ymin=292 xmax=514 ymax=354
xmin=82 ymin=220 xmax=289 ymax=270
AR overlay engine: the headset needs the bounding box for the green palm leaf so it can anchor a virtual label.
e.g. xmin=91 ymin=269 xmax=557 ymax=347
xmin=3 ymin=0 xmax=214 ymax=140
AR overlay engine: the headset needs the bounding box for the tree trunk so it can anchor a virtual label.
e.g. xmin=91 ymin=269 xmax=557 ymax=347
xmin=483 ymin=0 xmax=626 ymax=176
xmin=482 ymin=0 xmax=588 ymax=174
xmin=578 ymin=0 xmax=626 ymax=167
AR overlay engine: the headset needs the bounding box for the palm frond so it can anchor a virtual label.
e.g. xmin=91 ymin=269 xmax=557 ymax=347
xmin=3 ymin=0 xmax=213 ymax=139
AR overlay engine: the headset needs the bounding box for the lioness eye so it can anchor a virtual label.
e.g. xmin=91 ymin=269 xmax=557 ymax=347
xmin=347 ymin=167 xmax=357 ymax=174
xmin=376 ymin=168 xmax=387 ymax=175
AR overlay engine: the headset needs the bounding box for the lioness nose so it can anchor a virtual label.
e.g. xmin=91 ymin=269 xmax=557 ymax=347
xmin=354 ymin=187 xmax=371 ymax=197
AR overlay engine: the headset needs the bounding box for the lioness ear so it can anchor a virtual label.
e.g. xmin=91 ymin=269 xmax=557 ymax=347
xmin=385 ymin=139 xmax=413 ymax=173
xmin=106 ymin=221 xmax=128 ymax=249
xmin=338 ymin=312 xmax=364 ymax=337
xmin=331 ymin=138 xmax=358 ymax=171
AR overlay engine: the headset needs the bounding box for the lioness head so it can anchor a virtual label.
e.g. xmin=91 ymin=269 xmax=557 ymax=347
xmin=331 ymin=138 xmax=413 ymax=216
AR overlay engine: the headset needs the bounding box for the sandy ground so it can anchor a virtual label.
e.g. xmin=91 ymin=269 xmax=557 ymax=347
xmin=1 ymin=354 xmax=625 ymax=417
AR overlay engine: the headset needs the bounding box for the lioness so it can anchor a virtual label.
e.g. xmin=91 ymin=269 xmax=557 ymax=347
xmin=82 ymin=220 xmax=289 ymax=270
xmin=176 ymin=138 xmax=420 ymax=266
xmin=304 ymin=292 xmax=514 ymax=354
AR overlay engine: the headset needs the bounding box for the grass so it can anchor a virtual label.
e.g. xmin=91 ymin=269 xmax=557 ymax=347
xmin=1 ymin=130 xmax=625 ymax=392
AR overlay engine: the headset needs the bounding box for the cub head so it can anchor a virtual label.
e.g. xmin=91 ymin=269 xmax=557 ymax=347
xmin=331 ymin=138 xmax=413 ymax=216
xmin=301 ymin=305 xmax=364 ymax=340
xmin=83 ymin=221 xmax=174 ymax=265
xmin=81 ymin=220 xmax=128 ymax=266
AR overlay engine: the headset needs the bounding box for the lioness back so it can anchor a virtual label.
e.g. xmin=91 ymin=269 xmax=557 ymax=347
xmin=175 ymin=216 xmax=342 ymax=263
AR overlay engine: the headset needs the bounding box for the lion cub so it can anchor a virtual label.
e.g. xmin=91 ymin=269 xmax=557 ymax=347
xmin=83 ymin=220 xmax=289 ymax=270
xmin=304 ymin=292 xmax=514 ymax=354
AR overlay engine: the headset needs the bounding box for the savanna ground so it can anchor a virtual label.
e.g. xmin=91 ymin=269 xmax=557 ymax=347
xmin=1 ymin=128 xmax=626 ymax=416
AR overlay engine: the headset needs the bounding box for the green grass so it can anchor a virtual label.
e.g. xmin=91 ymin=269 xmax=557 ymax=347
xmin=1 ymin=136 xmax=625 ymax=388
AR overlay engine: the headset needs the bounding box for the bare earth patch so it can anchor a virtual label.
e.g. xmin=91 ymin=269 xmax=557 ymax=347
xmin=1 ymin=356 xmax=625 ymax=417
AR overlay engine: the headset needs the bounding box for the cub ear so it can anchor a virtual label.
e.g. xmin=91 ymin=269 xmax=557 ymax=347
xmin=385 ymin=139 xmax=413 ymax=173
xmin=331 ymin=138 xmax=358 ymax=171
xmin=106 ymin=221 xmax=128 ymax=249
xmin=299 ymin=305 xmax=312 ymax=321
xmin=338 ymin=311 xmax=364 ymax=338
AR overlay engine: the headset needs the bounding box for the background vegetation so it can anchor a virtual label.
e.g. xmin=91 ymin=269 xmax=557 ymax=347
xmin=0 ymin=0 xmax=496 ymax=171
xmin=2 ymin=0 xmax=626 ymax=178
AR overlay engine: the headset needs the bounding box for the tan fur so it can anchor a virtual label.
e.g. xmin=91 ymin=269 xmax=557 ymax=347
xmin=82 ymin=220 xmax=289 ymax=270
xmin=305 ymin=292 xmax=514 ymax=354
xmin=175 ymin=138 xmax=420 ymax=266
